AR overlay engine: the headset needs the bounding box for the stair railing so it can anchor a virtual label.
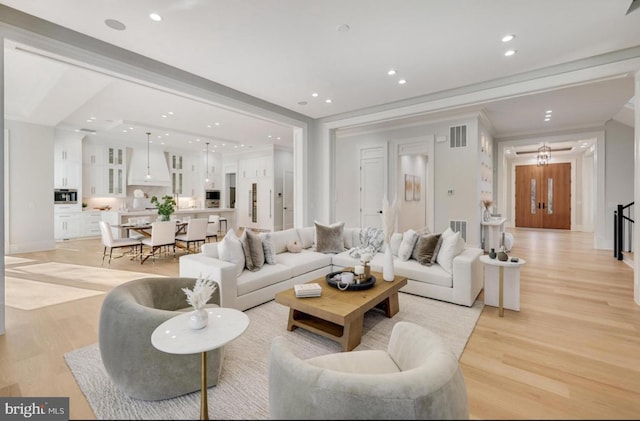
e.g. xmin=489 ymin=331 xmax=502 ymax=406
xmin=614 ymin=202 xmax=634 ymax=260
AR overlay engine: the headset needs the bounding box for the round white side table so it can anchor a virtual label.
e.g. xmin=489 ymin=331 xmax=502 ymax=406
xmin=479 ymin=255 xmax=526 ymax=317
xmin=152 ymin=307 xmax=249 ymax=420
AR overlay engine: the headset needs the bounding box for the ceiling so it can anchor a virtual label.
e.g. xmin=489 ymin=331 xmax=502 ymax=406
xmin=1 ymin=0 xmax=639 ymax=155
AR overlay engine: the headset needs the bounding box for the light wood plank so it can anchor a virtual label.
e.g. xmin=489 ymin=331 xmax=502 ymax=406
xmin=1 ymin=230 xmax=639 ymax=419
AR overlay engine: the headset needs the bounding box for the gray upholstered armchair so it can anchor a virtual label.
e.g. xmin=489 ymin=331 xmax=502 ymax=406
xmin=268 ymin=321 xmax=468 ymax=420
xmin=98 ymin=277 xmax=224 ymax=401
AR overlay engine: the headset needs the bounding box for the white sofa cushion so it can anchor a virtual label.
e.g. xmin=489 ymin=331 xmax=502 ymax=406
xmin=394 ymin=259 xmax=453 ymax=288
xmin=398 ymin=229 xmax=419 ymax=261
xmin=236 ymin=263 xmax=294 ymax=296
xmin=201 ymin=243 xmax=219 ymax=258
xmin=271 ymin=229 xmax=302 ymax=254
xmin=306 ymin=349 xmax=400 ymax=374
xmin=437 ymin=231 xmax=466 ymax=274
xmin=218 ymin=229 xmax=245 ymax=277
xmin=297 ymin=227 xmax=315 ymax=249
xmin=277 ymin=250 xmax=332 ymax=277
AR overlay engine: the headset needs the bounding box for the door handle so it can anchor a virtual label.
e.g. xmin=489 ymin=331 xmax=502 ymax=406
xmin=538 ymin=202 xmax=541 ymax=209
xmin=542 ymin=202 xmax=546 ymax=209
xmin=378 ymin=210 xmax=383 ymax=214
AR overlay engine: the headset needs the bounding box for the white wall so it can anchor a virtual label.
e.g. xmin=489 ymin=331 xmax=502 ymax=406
xmin=334 ymin=114 xmax=482 ymax=247
xmin=604 ymin=119 xmax=635 ymax=247
xmin=5 ymin=119 xmax=56 ymax=253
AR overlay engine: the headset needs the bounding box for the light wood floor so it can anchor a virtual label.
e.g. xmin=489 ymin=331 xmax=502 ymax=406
xmin=1 ymin=229 xmax=639 ymax=420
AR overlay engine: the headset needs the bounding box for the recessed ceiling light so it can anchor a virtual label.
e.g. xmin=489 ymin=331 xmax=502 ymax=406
xmin=165 ymin=133 xmax=169 ymax=136
xmin=325 ymin=99 xmax=332 ymax=103
xmin=398 ymin=79 xmax=407 ymax=85
xmin=311 ymin=92 xmax=318 ymax=97
xmin=337 ymin=24 xmax=350 ymax=32
xmin=86 ymin=119 xmax=93 ymax=123
xmin=501 ymin=34 xmax=515 ymax=43
xmin=215 ymin=122 xmax=220 ymax=126
xmin=546 ymin=109 xmax=553 ymax=114
xmin=387 ymin=69 xmax=397 ymax=76
xmin=168 ymin=111 xmax=174 ymax=115
xmin=504 ymin=49 xmax=517 ymax=57
xmin=544 ymin=118 xmax=551 ymax=122
xmin=149 ymin=13 xmax=162 ymax=22
xmin=122 ymin=129 xmax=128 ymax=133
xmin=90 ymin=116 xmax=96 ymax=120
xmin=207 ymin=124 xmax=211 ymax=128
xmin=161 ymin=114 xmax=167 ymax=118
xmin=196 ymin=138 xmax=201 ymax=142
xmin=276 ymin=137 xmax=281 ymax=140
xmin=129 ymin=127 xmax=134 ymax=130
xmin=105 ymin=19 xmax=126 ymax=31
xmin=268 ymin=135 xmax=273 ymax=138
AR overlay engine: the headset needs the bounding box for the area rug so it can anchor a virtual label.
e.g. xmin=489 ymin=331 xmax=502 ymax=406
xmin=64 ymin=293 xmax=483 ymax=420
xmin=5 ymin=262 xmax=160 ymax=292
xmin=5 ymin=276 xmax=104 ymax=310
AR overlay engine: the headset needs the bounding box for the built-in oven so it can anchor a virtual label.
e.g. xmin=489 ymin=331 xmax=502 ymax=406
xmin=205 ymin=189 xmax=220 ymax=208
xmin=54 ymin=189 xmax=78 ymax=204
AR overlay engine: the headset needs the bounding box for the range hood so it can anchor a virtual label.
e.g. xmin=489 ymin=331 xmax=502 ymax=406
xmin=127 ymin=145 xmax=171 ymax=187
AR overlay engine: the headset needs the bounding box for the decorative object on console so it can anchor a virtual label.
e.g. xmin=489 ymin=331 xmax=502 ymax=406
xmin=181 ymin=275 xmax=218 ymax=330
xmin=360 ymin=252 xmax=372 ymax=278
xmin=489 ymin=248 xmax=497 ymax=259
xmin=381 ymin=196 xmax=398 ymax=281
xmin=150 ymin=195 xmax=176 ymax=221
xmin=481 ymin=199 xmax=493 ymax=222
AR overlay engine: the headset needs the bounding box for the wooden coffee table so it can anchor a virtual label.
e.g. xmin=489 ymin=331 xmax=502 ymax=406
xmin=274 ymin=271 xmax=408 ymax=351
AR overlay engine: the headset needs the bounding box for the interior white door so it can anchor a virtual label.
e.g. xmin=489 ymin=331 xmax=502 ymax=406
xmin=360 ymin=148 xmax=386 ymax=228
xmin=283 ymin=169 xmax=294 ymax=230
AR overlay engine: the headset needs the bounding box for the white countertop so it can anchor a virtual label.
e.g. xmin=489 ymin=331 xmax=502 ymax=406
xmin=106 ymin=208 xmax=236 ymax=216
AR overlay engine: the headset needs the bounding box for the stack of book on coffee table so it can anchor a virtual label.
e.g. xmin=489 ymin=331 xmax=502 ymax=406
xmin=294 ymin=283 xmax=322 ymax=298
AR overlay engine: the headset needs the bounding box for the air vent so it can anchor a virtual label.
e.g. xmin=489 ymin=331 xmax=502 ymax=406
xmin=449 ymin=125 xmax=467 ymax=148
xmin=449 ymin=220 xmax=467 ymax=241
xmin=78 ymin=128 xmax=97 ymax=134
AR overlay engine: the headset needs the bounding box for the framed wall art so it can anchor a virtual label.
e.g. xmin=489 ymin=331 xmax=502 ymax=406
xmin=404 ymin=174 xmax=414 ymax=201
xmin=413 ymin=175 xmax=421 ymax=201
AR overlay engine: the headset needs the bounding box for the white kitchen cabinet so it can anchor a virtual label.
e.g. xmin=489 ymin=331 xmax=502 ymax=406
xmin=81 ymin=211 xmax=103 ymax=237
xmin=54 ymin=212 xmax=81 ymax=240
xmin=83 ymin=140 xmax=126 ymax=197
xmin=54 ymin=134 xmax=82 ymax=189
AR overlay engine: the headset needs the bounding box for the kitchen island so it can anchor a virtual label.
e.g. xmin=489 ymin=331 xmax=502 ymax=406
xmin=102 ymin=208 xmax=236 ymax=239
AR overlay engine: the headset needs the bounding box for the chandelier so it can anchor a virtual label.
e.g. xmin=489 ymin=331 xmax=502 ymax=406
xmin=537 ymin=143 xmax=551 ymax=166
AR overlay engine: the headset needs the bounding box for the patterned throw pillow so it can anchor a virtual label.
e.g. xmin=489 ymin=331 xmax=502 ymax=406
xmin=261 ymin=233 xmax=277 ymax=265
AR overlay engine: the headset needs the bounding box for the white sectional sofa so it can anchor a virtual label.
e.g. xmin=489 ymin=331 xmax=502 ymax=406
xmin=179 ymin=226 xmax=483 ymax=311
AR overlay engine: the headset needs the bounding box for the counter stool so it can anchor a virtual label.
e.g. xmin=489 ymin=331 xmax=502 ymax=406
xmin=219 ymin=217 xmax=228 ymax=235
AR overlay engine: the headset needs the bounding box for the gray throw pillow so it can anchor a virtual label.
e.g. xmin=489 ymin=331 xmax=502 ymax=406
xmin=413 ymin=233 xmax=441 ymax=266
xmin=430 ymin=235 xmax=445 ymax=265
xmin=315 ymin=221 xmax=345 ymax=254
xmin=261 ymin=232 xmax=277 ymax=265
xmin=240 ymin=230 xmax=264 ymax=272
xmin=246 ymin=229 xmax=265 ymax=270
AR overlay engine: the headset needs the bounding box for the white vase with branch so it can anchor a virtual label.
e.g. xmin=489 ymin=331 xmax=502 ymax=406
xmin=182 ymin=275 xmax=218 ymax=329
xmin=381 ymin=196 xmax=399 ymax=282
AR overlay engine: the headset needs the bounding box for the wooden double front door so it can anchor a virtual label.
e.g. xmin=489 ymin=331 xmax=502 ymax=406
xmin=515 ymin=163 xmax=571 ymax=229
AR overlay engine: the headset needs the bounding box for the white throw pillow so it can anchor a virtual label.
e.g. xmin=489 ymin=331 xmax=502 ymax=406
xmin=436 ymin=231 xmax=465 ymax=274
xmin=218 ymin=229 xmax=245 ymax=277
xmin=389 ymin=232 xmax=403 ymax=256
xmin=398 ymin=229 xmax=419 ymax=261
xmin=296 ymin=227 xmax=315 ymax=249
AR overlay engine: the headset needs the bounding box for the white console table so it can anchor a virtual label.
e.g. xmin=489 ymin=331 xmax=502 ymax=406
xmin=480 ymin=255 xmax=526 ymax=317
xmin=481 ymin=217 xmax=506 ymax=252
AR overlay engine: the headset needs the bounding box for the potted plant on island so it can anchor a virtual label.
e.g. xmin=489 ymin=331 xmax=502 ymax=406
xmin=150 ymin=195 xmax=176 ymax=221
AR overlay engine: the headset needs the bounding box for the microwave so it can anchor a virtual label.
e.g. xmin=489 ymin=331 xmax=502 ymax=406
xmin=54 ymin=189 xmax=78 ymax=204
xmin=205 ymin=189 xmax=220 ymax=208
